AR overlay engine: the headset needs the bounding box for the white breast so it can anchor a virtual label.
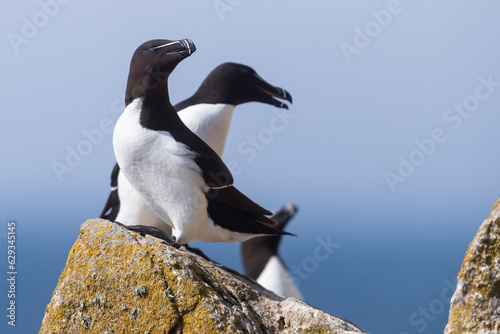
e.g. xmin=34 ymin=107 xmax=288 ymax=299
xmin=178 ymin=103 xmax=235 ymax=156
xmin=257 ymin=255 xmax=303 ymax=299
xmin=113 ymin=98 xmax=208 ymax=244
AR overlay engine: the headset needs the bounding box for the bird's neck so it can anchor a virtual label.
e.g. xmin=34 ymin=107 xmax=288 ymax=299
xmin=139 ymin=80 xmax=183 ymax=131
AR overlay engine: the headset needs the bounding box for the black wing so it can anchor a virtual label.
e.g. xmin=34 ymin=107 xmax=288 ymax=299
xmin=207 ymin=186 xmax=272 ymax=216
xmin=207 ymin=186 xmax=296 ymax=236
xmin=100 ymin=163 xmax=121 ymax=221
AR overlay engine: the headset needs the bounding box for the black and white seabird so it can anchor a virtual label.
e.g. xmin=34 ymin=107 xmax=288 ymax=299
xmin=242 ymin=203 xmax=303 ymax=299
xmin=112 ymin=39 xmax=293 ymax=245
xmin=101 ymin=62 xmax=292 ymax=236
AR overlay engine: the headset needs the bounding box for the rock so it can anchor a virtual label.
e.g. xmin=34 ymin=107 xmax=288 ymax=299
xmin=40 ymin=219 xmax=366 ymax=333
xmin=445 ymin=197 xmax=500 ymax=333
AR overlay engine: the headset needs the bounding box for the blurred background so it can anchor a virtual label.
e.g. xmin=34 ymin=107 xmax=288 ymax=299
xmin=2 ymin=1 xmax=500 ymax=333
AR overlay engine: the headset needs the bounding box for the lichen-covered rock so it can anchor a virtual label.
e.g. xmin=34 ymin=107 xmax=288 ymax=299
xmin=40 ymin=219 xmax=366 ymax=334
xmin=445 ymin=197 xmax=500 ymax=334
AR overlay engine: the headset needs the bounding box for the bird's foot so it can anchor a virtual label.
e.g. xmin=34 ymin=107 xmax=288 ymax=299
xmin=114 ymin=221 xmax=179 ymax=248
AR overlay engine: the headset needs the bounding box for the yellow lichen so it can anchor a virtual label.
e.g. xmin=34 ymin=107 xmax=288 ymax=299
xmin=40 ymin=219 xmax=362 ymax=334
xmin=447 ymin=209 xmax=500 ymax=333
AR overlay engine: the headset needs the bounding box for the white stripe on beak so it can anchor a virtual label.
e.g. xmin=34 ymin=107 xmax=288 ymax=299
xmin=149 ymin=41 xmax=182 ymax=51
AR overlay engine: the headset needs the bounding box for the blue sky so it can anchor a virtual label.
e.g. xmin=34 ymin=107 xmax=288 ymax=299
xmin=2 ymin=1 xmax=500 ymax=333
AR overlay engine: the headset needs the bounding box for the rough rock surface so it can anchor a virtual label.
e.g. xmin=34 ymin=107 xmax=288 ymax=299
xmin=40 ymin=219 xmax=366 ymax=333
xmin=445 ymin=197 xmax=500 ymax=333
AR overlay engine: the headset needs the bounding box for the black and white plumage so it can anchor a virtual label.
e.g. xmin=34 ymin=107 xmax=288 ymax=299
xmin=101 ymin=62 xmax=293 ymax=236
xmin=112 ymin=39 xmax=293 ymax=245
xmin=242 ymin=203 xmax=303 ymax=299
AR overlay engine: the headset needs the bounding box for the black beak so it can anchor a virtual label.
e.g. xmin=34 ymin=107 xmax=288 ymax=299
xmin=254 ymin=74 xmax=293 ymax=109
xmin=156 ymin=39 xmax=196 ymax=57
xmin=178 ymin=39 xmax=196 ymax=56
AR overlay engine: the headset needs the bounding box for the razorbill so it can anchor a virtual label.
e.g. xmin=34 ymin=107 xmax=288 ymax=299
xmin=101 ymin=62 xmax=292 ymax=236
xmin=112 ymin=39 xmax=293 ymax=245
xmin=242 ymin=203 xmax=303 ymax=299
